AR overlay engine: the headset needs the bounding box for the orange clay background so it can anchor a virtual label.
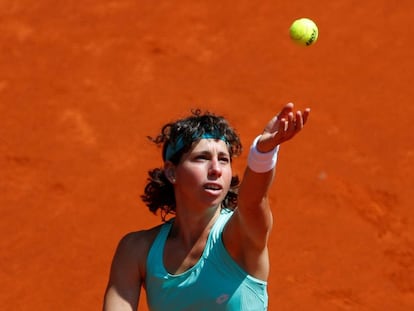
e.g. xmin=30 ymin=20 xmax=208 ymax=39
xmin=1 ymin=1 xmax=414 ymax=310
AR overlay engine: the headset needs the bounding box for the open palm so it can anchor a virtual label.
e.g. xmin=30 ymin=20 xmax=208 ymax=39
xmin=256 ymin=103 xmax=311 ymax=153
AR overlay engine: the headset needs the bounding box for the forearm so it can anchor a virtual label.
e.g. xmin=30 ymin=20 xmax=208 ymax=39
xmin=239 ymin=167 xmax=275 ymax=207
xmin=236 ymin=138 xmax=279 ymax=235
xmin=239 ymin=135 xmax=279 ymax=204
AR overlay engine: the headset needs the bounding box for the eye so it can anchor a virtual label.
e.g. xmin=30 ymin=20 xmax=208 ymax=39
xmin=219 ymin=156 xmax=230 ymax=164
xmin=194 ymin=154 xmax=209 ymax=161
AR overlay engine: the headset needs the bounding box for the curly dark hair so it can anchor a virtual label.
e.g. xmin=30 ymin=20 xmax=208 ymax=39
xmin=141 ymin=109 xmax=243 ymax=221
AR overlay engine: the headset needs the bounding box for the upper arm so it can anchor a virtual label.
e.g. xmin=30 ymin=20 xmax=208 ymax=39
xmin=222 ymin=167 xmax=275 ymax=279
xmin=235 ymin=167 xmax=275 ymax=247
xmin=103 ymin=233 xmax=146 ymax=311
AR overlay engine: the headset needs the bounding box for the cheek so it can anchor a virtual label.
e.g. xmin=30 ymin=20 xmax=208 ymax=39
xmin=176 ymin=165 xmax=204 ymax=184
xmin=223 ymin=167 xmax=233 ymax=186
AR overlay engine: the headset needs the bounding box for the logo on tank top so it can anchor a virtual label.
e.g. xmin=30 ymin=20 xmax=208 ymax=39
xmin=216 ymin=294 xmax=229 ymax=304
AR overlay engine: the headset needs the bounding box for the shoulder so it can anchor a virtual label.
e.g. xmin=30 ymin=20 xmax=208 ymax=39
xmin=103 ymin=225 xmax=165 ymax=309
xmin=118 ymin=225 xmax=163 ymax=250
xmin=111 ymin=224 xmax=164 ymax=278
xmin=116 ymin=224 xmax=163 ymax=257
xmin=222 ymin=209 xmax=270 ymax=280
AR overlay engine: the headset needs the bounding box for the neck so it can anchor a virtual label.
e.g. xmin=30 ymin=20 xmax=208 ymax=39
xmin=170 ymin=205 xmax=221 ymax=247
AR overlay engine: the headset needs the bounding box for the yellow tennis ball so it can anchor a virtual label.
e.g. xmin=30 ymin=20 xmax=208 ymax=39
xmin=289 ymin=18 xmax=318 ymax=46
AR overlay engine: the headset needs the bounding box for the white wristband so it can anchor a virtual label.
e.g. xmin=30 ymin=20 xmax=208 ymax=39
xmin=247 ymin=135 xmax=279 ymax=173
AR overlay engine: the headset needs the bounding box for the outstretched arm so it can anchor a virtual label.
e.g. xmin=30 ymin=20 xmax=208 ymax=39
xmin=239 ymin=102 xmax=310 ymax=236
xmin=224 ymin=103 xmax=310 ymax=279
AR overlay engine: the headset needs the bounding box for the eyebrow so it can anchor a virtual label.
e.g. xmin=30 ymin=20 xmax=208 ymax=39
xmin=193 ymin=149 xmax=230 ymax=157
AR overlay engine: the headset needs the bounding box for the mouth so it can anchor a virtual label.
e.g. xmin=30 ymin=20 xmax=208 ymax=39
xmin=203 ymin=183 xmax=223 ymax=192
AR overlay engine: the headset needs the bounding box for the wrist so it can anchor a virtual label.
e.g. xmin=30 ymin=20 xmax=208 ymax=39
xmin=247 ymin=135 xmax=280 ymax=173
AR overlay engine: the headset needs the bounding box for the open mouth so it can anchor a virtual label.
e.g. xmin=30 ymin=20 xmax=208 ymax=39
xmin=204 ymin=183 xmax=222 ymax=191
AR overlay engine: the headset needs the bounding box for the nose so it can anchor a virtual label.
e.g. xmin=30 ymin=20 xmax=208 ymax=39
xmin=208 ymin=158 xmax=222 ymax=178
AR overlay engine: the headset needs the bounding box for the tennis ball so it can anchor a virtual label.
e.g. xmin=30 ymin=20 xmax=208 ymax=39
xmin=289 ymin=18 xmax=318 ymax=46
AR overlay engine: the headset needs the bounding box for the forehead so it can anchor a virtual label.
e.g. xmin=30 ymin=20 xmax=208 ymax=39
xmin=191 ymin=138 xmax=229 ymax=153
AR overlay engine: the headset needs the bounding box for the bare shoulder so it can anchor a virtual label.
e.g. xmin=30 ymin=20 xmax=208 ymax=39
xmin=116 ymin=225 xmax=163 ymax=257
xmin=118 ymin=225 xmax=162 ymax=253
xmin=103 ymin=225 xmax=164 ymax=309
xmin=111 ymin=224 xmax=163 ymax=280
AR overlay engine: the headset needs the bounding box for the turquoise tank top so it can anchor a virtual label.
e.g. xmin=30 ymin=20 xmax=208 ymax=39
xmin=145 ymin=210 xmax=268 ymax=310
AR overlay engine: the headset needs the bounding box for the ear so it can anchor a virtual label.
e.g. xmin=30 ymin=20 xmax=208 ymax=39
xmin=164 ymin=161 xmax=176 ymax=184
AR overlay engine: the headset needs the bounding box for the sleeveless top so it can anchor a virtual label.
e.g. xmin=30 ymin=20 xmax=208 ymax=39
xmin=145 ymin=210 xmax=268 ymax=310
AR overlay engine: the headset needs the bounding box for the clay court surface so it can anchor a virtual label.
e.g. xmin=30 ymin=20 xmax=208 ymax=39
xmin=1 ymin=1 xmax=414 ymax=310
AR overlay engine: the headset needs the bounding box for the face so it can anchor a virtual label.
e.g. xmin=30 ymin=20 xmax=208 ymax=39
xmin=168 ymin=138 xmax=232 ymax=211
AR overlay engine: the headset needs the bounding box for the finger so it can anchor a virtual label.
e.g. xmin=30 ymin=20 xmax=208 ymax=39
xmin=276 ymin=118 xmax=288 ymax=138
xmin=278 ymin=102 xmax=294 ymax=119
xmin=302 ymin=108 xmax=311 ymax=125
xmin=278 ymin=118 xmax=287 ymax=132
xmin=295 ymin=111 xmax=304 ymax=130
xmin=285 ymin=112 xmax=297 ymax=136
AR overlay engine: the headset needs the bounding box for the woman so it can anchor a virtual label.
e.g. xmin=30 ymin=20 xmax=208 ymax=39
xmin=103 ymin=103 xmax=310 ymax=310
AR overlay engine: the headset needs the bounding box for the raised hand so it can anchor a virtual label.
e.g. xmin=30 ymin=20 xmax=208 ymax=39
xmin=256 ymin=103 xmax=310 ymax=153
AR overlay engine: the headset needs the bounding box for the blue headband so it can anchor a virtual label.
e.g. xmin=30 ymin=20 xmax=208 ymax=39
xmin=165 ymin=132 xmax=227 ymax=161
